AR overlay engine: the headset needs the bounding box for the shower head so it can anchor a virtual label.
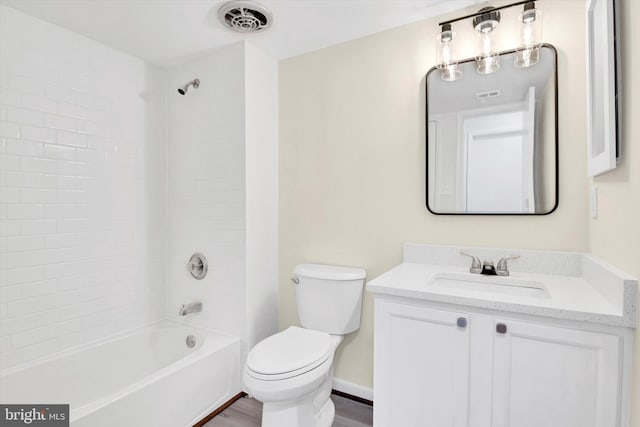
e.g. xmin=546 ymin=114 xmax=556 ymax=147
xmin=178 ymin=78 xmax=200 ymax=95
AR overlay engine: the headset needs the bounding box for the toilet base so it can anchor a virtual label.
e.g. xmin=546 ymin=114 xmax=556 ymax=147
xmin=260 ymin=374 xmax=334 ymax=427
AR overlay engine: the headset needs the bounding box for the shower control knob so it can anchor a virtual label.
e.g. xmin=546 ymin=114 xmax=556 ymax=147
xmin=187 ymin=253 xmax=208 ymax=280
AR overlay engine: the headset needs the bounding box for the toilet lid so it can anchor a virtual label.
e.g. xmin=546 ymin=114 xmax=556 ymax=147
xmin=247 ymin=327 xmax=331 ymax=378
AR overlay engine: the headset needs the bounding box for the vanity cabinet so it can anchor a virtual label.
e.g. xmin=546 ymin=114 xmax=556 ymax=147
xmin=374 ymin=299 xmax=624 ymax=427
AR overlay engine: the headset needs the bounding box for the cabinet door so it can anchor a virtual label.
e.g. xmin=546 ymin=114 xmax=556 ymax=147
xmin=374 ymin=299 xmax=470 ymax=427
xmin=491 ymin=319 xmax=621 ymax=427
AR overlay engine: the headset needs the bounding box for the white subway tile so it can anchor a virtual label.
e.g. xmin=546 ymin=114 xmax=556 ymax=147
xmin=0 ymin=285 xmax=21 ymax=302
xmin=6 ymin=204 xmax=44 ymax=219
xmin=77 ymin=148 xmax=105 ymax=162
xmin=11 ymin=326 xmax=50 ymax=348
xmin=6 ymin=235 xmax=46 ymax=252
xmin=6 ymin=106 xmax=44 ymax=126
xmin=56 ymin=160 xmax=88 ymax=176
xmin=0 ymin=252 xmax=21 ymax=270
xmin=21 ymin=156 xmax=56 ymax=173
xmin=21 ymin=279 xmax=57 ymax=298
xmin=0 ymin=7 xmax=167 ymax=367
xmin=58 ymin=275 xmax=88 ymax=291
xmin=56 ymin=129 xmax=87 ymax=147
xmin=87 ymin=136 xmax=114 ymax=152
xmin=0 ymin=219 xmax=20 ymax=236
xmin=22 ymin=93 xmax=57 ymax=114
xmin=21 ymin=188 xmax=57 ymax=203
xmin=43 ymin=143 xmax=76 ymax=160
xmin=57 ymin=218 xmax=88 ymax=232
xmin=10 ymin=76 xmax=45 ymax=96
xmin=46 ymin=232 xmax=82 ymax=249
xmin=21 ymin=125 xmax=56 ymax=143
xmin=0 ymin=311 xmax=58 ymax=337
xmin=5 ymin=138 xmax=44 ymax=157
xmin=45 ymin=85 xmax=78 ymax=104
xmin=56 ymin=175 xmax=77 ymax=189
xmin=0 ymin=121 xmax=20 ymax=138
xmin=0 ymin=188 xmax=20 ymax=203
xmin=20 ymin=249 xmax=58 ymax=266
xmin=44 ymin=113 xmax=76 ymax=131
xmin=0 ymin=87 xmax=22 ymax=106
xmin=77 ymin=120 xmax=106 ymax=136
xmin=77 ymin=93 xmax=106 ymax=109
xmin=0 ymin=336 xmax=11 ymax=352
xmin=0 ymin=265 xmax=46 ymax=286
xmin=58 ymin=102 xmax=88 ymax=119
xmin=20 ymin=219 xmax=56 ymax=235
xmin=0 ymin=154 xmax=20 ymax=170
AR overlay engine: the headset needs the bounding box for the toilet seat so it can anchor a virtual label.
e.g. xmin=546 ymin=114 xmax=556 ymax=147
xmin=247 ymin=326 xmax=332 ymax=381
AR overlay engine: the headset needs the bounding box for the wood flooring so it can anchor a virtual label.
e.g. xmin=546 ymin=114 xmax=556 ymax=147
xmin=203 ymin=393 xmax=373 ymax=427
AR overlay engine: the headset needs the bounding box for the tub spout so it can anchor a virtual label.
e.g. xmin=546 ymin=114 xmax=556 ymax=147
xmin=178 ymin=302 xmax=202 ymax=316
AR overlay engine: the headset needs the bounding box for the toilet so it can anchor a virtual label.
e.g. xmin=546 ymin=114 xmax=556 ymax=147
xmin=243 ymin=263 xmax=366 ymax=427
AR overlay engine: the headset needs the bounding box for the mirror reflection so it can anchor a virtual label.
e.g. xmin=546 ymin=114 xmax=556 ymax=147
xmin=427 ymin=45 xmax=557 ymax=215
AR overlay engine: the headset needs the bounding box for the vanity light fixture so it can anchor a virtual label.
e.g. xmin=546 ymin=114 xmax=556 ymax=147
xmin=473 ymin=7 xmax=501 ymax=74
xmin=515 ymin=2 xmax=542 ymax=67
xmin=436 ymin=23 xmax=462 ymax=81
xmin=436 ymin=0 xmax=543 ymax=81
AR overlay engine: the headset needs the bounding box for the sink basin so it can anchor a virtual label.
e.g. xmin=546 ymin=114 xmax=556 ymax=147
xmin=427 ymin=272 xmax=550 ymax=298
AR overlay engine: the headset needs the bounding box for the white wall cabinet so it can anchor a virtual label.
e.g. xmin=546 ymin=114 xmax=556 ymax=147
xmin=374 ymin=299 xmax=625 ymax=427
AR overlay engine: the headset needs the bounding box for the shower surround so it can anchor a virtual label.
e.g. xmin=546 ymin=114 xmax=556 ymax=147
xmin=0 ymin=5 xmax=166 ymax=370
xmin=0 ymin=3 xmax=278 ymax=387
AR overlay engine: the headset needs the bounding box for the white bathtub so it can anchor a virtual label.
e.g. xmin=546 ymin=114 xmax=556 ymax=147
xmin=0 ymin=321 xmax=242 ymax=427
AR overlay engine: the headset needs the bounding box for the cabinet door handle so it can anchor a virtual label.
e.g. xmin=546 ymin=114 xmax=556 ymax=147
xmin=456 ymin=317 xmax=467 ymax=328
xmin=496 ymin=323 xmax=507 ymax=334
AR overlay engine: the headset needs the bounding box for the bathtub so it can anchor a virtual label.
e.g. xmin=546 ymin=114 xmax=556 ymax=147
xmin=0 ymin=321 xmax=242 ymax=427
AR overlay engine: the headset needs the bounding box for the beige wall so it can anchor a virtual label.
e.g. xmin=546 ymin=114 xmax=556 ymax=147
xmin=279 ymin=0 xmax=639 ymax=413
xmin=590 ymin=1 xmax=640 ymax=425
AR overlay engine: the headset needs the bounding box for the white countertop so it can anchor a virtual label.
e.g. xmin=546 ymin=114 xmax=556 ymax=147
xmin=367 ymin=244 xmax=638 ymax=328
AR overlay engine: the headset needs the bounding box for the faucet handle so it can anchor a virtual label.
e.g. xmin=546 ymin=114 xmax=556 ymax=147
xmin=460 ymin=251 xmax=482 ymax=274
xmin=496 ymin=256 xmax=520 ymax=276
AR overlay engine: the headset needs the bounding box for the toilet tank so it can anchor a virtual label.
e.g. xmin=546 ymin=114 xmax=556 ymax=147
xmin=294 ymin=264 xmax=366 ymax=335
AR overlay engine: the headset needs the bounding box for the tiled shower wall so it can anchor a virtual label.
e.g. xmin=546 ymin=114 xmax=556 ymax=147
xmin=0 ymin=6 xmax=166 ymax=369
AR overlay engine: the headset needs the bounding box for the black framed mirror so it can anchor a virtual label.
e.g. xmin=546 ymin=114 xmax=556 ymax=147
xmin=426 ymin=44 xmax=558 ymax=215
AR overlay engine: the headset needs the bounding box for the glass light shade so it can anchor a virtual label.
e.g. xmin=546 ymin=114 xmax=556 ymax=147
xmin=475 ymin=28 xmax=500 ymax=74
xmin=515 ymin=8 xmax=542 ymax=67
xmin=436 ymin=29 xmax=461 ymax=81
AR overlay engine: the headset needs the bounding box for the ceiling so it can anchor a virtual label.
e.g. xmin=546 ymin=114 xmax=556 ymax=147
xmin=0 ymin=0 xmax=485 ymax=67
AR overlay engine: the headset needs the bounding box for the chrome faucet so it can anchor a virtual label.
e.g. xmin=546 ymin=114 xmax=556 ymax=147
xmin=460 ymin=251 xmax=520 ymax=276
xmin=496 ymin=256 xmax=520 ymax=276
xmin=460 ymin=252 xmax=482 ymax=274
xmin=178 ymin=302 xmax=203 ymax=316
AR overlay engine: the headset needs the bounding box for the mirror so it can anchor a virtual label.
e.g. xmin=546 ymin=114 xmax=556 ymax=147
xmin=426 ymin=45 xmax=558 ymax=215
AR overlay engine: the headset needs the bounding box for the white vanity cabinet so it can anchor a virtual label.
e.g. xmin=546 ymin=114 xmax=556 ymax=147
xmin=374 ymin=300 xmax=472 ymax=427
xmin=373 ymin=298 xmax=627 ymax=427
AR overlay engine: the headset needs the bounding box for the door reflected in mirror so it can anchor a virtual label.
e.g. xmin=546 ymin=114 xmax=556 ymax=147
xmin=426 ymin=45 xmax=558 ymax=215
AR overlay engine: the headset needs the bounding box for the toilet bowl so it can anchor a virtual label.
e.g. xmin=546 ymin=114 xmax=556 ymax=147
xmin=243 ymin=264 xmax=366 ymax=427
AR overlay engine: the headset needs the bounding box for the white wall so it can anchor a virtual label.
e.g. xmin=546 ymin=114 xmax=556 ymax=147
xmin=244 ymin=43 xmax=279 ymax=349
xmin=0 ymin=5 xmax=166 ymax=369
xmin=279 ymin=0 xmax=590 ymax=391
xmin=166 ymin=41 xmax=279 ymax=359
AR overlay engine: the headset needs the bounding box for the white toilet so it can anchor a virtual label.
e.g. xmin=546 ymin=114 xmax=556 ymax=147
xmin=243 ymin=263 xmax=366 ymax=427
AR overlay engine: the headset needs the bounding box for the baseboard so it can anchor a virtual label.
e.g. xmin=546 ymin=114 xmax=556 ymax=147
xmin=332 ymin=378 xmax=373 ymax=402
xmin=193 ymin=392 xmax=246 ymax=426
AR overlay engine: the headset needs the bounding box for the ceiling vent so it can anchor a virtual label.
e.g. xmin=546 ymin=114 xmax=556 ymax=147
xmin=218 ymin=1 xmax=273 ymax=33
xmin=476 ymin=89 xmax=502 ymax=101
